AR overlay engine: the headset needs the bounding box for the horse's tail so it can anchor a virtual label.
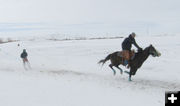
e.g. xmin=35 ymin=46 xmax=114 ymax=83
xmin=98 ymin=54 xmax=111 ymax=66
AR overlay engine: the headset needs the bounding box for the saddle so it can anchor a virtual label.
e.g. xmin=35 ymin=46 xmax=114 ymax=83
xmin=117 ymin=50 xmax=135 ymax=65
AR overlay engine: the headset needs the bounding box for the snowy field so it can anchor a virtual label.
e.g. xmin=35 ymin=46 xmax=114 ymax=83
xmin=0 ymin=35 xmax=180 ymax=106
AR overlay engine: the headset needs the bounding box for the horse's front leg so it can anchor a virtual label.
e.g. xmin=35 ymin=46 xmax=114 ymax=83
xmin=129 ymin=68 xmax=138 ymax=81
xmin=124 ymin=69 xmax=132 ymax=81
xmin=124 ymin=68 xmax=134 ymax=81
xmin=132 ymin=69 xmax=138 ymax=75
xmin=129 ymin=71 xmax=132 ymax=81
xmin=128 ymin=68 xmax=134 ymax=81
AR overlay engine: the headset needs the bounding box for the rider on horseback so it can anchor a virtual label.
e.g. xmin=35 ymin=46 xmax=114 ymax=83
xmin=122 ymin=32 xmax=142 ymax=67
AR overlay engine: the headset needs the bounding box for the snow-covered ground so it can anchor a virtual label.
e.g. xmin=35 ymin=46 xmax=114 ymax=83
xmin=0 ymin=35 xmax=180 ymax=106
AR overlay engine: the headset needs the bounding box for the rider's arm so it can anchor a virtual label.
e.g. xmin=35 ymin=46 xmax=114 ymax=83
xmin=132 ymin=38 xmax=141 ymax=49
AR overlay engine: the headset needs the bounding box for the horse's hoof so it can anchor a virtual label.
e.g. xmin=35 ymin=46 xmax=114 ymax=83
xmin=128 ymin=78 xmax=132 ymax=81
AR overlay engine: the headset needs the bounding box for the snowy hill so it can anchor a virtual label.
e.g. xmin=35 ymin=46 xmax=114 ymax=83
xmin=0 ymin=35 xmax=180 ymax=106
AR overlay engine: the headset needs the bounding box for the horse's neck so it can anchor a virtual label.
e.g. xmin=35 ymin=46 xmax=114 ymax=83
xmin=136 ymin=48 xmax=150 ymax=64
xmin=142 ymin=48 xmax=150 ymax=61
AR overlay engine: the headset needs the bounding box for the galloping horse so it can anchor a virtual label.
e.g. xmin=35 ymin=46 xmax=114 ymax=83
xmin=98 ymin=45 xmax=161 ymax=81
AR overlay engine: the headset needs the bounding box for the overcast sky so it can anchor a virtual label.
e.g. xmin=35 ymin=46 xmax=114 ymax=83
xmin=0 ymin=0 xmax=179 ymax=34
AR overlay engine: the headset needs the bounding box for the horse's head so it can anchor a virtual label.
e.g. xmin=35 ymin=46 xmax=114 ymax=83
xmin=148 ymin=44 xmax=161 ymax=57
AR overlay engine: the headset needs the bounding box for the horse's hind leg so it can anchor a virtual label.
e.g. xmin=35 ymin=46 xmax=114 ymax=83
xmin=109 ymin=64 xmax=116 ymax=75
xmin=115 ymin=66 xmax=123 ymax=74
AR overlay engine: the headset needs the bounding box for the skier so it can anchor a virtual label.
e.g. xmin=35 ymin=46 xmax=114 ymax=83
xmin=20 ymin=49 xmax=31 ymax=70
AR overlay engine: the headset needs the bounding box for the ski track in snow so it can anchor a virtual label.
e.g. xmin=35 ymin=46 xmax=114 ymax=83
xmin=38 ymin=69 xmax=180 ymax=91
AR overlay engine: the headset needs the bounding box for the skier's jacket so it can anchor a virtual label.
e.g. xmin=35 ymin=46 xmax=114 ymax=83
xmin=21 ymin=52 xmax=28 ymax=58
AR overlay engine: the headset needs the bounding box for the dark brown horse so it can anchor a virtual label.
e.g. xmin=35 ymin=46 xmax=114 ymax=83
xmin=98 ymin=45 xmax=161 ymax=81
